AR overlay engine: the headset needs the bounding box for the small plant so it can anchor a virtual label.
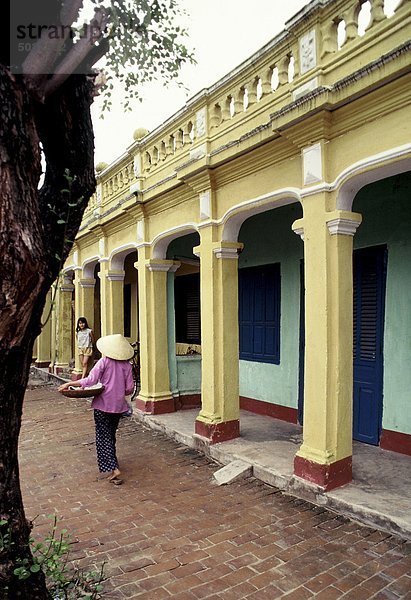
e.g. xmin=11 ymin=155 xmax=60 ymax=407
xmin=7 ymin=514 xmax=104 ymax=599
xmin=0 ymin=518 xmax=13 ymax=552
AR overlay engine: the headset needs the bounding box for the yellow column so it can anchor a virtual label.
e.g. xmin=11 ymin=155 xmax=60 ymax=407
xmin=98 ymin=260 xmax=110 ymax=336
xmin=135 ymin=250 xmax=174 ymax=414
xmin=292 ymin=197 xmax=361 ymax=490
xmin=50 ymin=283 xmax=57 ymax=371
xmin=35 ymin=290 xmax=52 ymax=368
xmin=73 ymin=272 xmax=96 ymax=375
xmin=107 ymin=271 xmax=125 ymax=335
xmin=54 ymin=274 xmax=74 ymax=374
xmin=194 ymin=226 xmax=243 ymax=443
xmin=98 ymin=260 xmax=125 ymax=336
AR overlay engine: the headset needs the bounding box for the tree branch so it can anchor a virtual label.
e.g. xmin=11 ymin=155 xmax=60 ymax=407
xmin=22 ymin=0 xmax=68 ymax=80
xmin=44 ymin=7 xmax=109 ymax=98
xmin=22 ymin=0 xmax=94 ymax=100
xmin=60 ymin=0 xmax=84 ymax=28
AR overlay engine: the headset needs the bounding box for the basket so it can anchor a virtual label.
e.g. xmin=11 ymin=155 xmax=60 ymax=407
xmin=61 ymin=384 xmax=105 ymax=398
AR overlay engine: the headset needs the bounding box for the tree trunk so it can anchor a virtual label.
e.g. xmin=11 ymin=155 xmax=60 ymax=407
xmin=0 ymin=65 xmax=96 ymax=597
xmin=0 ymin=328 xmax=50 ymax=598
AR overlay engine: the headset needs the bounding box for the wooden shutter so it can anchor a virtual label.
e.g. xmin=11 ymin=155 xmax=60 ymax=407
xmin=175 ymin=273 xmax=201 ymax=344
xmin=354 ymin=253 xmax=380 ymax=361
xmin=239 ymin=264 xmax=280 ymax=363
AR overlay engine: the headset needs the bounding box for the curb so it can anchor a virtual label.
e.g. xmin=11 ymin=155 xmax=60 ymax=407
xmin=30 ymin=366 xmax=69 ymax=385
xmin=131 ymin=409 xmax=411 ymax=541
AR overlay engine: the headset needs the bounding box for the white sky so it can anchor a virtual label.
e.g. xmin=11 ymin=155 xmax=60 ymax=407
xmin=89 ymin=0 xmax=314 ymax=165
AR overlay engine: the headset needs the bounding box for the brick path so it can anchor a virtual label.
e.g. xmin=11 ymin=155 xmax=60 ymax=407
xmin=20 ymin=385 xmax=411 ymax=599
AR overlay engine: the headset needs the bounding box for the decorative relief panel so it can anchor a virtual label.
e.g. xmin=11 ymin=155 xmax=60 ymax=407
xmin=190 ymin=144 xmax=207 ymax=161
xmin=99 ymin=237 xmax=106 ymax=257
xmin=96 ymin=183 xmax=102 ymax=205
xmin=299 ymin=29 xmax=316 ymax=74
xmin=136 ymin=220 xmax=144 ymax=243
xmin=302 ymin=142 xmax=323 ymax=186
xmin=133 ymin=155 xmax=141 ymax=177
xmin=292 ymin=77 xmax=318 ymax=101
xmin=199 ymin=189 xmax=211 ymax=221
xmin=196 ymin=108 xmax=207 ymax=138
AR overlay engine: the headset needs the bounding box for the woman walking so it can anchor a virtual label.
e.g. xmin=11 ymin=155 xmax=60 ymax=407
xmin=59 ymin=334 xmax=134 ymax=485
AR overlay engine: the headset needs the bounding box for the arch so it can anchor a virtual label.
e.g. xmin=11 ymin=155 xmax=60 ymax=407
xmin=336 ymin=145 xmax=411 ymax=211
xmin=61 ymin=267 xmax=75 ymax=283
xmin=61 ymin=265 xmax=76 ymax=277
xmin=109 ymin=243 xmax=139 ymax=271
xmin=152 ymin=224 xmax=199 ymax=259
xmin=222 ymin=189 xmax=301 ymax=242
xmin=82 ymin=256 xmax=100 ymax=279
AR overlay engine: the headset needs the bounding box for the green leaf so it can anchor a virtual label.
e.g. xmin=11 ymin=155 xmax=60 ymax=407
xmin=30 ymin=563 xmax=41 ymax=573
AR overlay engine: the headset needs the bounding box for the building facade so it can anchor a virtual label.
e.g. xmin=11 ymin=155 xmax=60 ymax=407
xmin=36 ymin=0 xmax=411 ymax=491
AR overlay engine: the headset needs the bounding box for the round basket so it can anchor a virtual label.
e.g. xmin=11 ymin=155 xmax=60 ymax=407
xmin=61 ymin=384 xmax=105 ymax=398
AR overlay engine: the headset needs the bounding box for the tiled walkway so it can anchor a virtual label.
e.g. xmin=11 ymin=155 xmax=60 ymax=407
xmin=19 ymin=384 xmax=411 ymax=598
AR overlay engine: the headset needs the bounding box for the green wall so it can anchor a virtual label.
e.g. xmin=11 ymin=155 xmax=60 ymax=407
xmin=166 ymin=233 xmax=199 ymax=261
xmin=176 ymin=356 xmax=201 ymax=394
xmin=167 ymin=234 xmax=202 ymax=397
xmin=238 ymin=203 xmax=303 ymax=408
xmin=167 ymin=271 xmax=178 ymax=396
xmin=353 ymin=172 xmax=411 ymax=435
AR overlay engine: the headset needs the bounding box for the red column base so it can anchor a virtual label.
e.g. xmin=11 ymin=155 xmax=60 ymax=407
xmin=53 ymin=366 xmax=66 ymax=375
xmin=135 ymin=396 xmax=175 ymax=414
xmin=294 ymin=455 xmax=352 ymax=491
xmin=195 ymin=419 xmax=240 ymax=444
xmin=380 ymin=429 xmax=411 ymax=456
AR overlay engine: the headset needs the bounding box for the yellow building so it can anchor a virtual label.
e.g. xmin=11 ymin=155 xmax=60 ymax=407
xmin=39 ymin=0 xmax=411 ymax=491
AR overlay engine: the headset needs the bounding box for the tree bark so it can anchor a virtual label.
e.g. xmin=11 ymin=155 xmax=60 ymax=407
xmin=0 ymin=65 xmax=96 ymax=597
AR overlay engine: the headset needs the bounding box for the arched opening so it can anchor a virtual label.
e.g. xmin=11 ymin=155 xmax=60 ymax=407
xmin=166 ymin=232 xmax=201 ymax=409
xmin=237 ymin=202 xmax=304 ymax=425
xmin=123 ymin=251 xmax=139 ymax=343
xmin=351 ymin=171 xmax=411 ymax=454
xmin=109 ymin=247 xmax=139 ymax=342
xmin=93 ymin=263 xmax=101 ymax=341
xmin=81 ymin=258 xmax=101 ymax=344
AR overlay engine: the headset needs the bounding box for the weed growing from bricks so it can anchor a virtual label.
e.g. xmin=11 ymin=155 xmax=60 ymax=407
xmin=1 ymin=514 xmax=105 ymax=599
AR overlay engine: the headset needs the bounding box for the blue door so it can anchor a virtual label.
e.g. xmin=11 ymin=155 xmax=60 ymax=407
xmin=353 ymin=246 xmax=387 ymax=445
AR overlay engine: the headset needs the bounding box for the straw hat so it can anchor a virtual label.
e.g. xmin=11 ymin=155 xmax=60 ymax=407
xmin=96 ymin=334 xmax=134 ymax=360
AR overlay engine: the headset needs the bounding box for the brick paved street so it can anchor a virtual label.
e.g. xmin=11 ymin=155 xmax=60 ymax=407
xmin=19 ymin=384 xmax=411 ymax=599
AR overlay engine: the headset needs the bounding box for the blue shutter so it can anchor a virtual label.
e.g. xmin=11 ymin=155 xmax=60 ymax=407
xmin=353 ymin=246 xmax=386 ymax=444
xmin=239 ymin=264 xmax=280 ymax=363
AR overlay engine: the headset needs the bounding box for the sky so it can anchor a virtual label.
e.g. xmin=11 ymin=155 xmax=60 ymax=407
xmin=91 ymin=0 xmax=313 ymax=165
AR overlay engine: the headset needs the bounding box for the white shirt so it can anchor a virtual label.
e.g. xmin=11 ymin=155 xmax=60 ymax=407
xmin=77 ymin=328 xmax=93 ymax=349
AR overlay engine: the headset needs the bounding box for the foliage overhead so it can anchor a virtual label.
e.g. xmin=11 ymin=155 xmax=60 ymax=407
xmin=15 ymin=0 xmax=195 ymax=110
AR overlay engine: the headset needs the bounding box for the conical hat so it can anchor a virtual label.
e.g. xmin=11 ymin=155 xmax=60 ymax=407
xmin=96 ymin=334 xmax=134 ymax=360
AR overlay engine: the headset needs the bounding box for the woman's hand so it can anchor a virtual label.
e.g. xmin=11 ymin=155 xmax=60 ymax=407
xmin=58 ymin=381 xmax=80 ymax=392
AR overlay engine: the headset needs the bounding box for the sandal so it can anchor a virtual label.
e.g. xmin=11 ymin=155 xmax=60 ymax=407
xmin=109 ymin=476 xmax=123 ymax=485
